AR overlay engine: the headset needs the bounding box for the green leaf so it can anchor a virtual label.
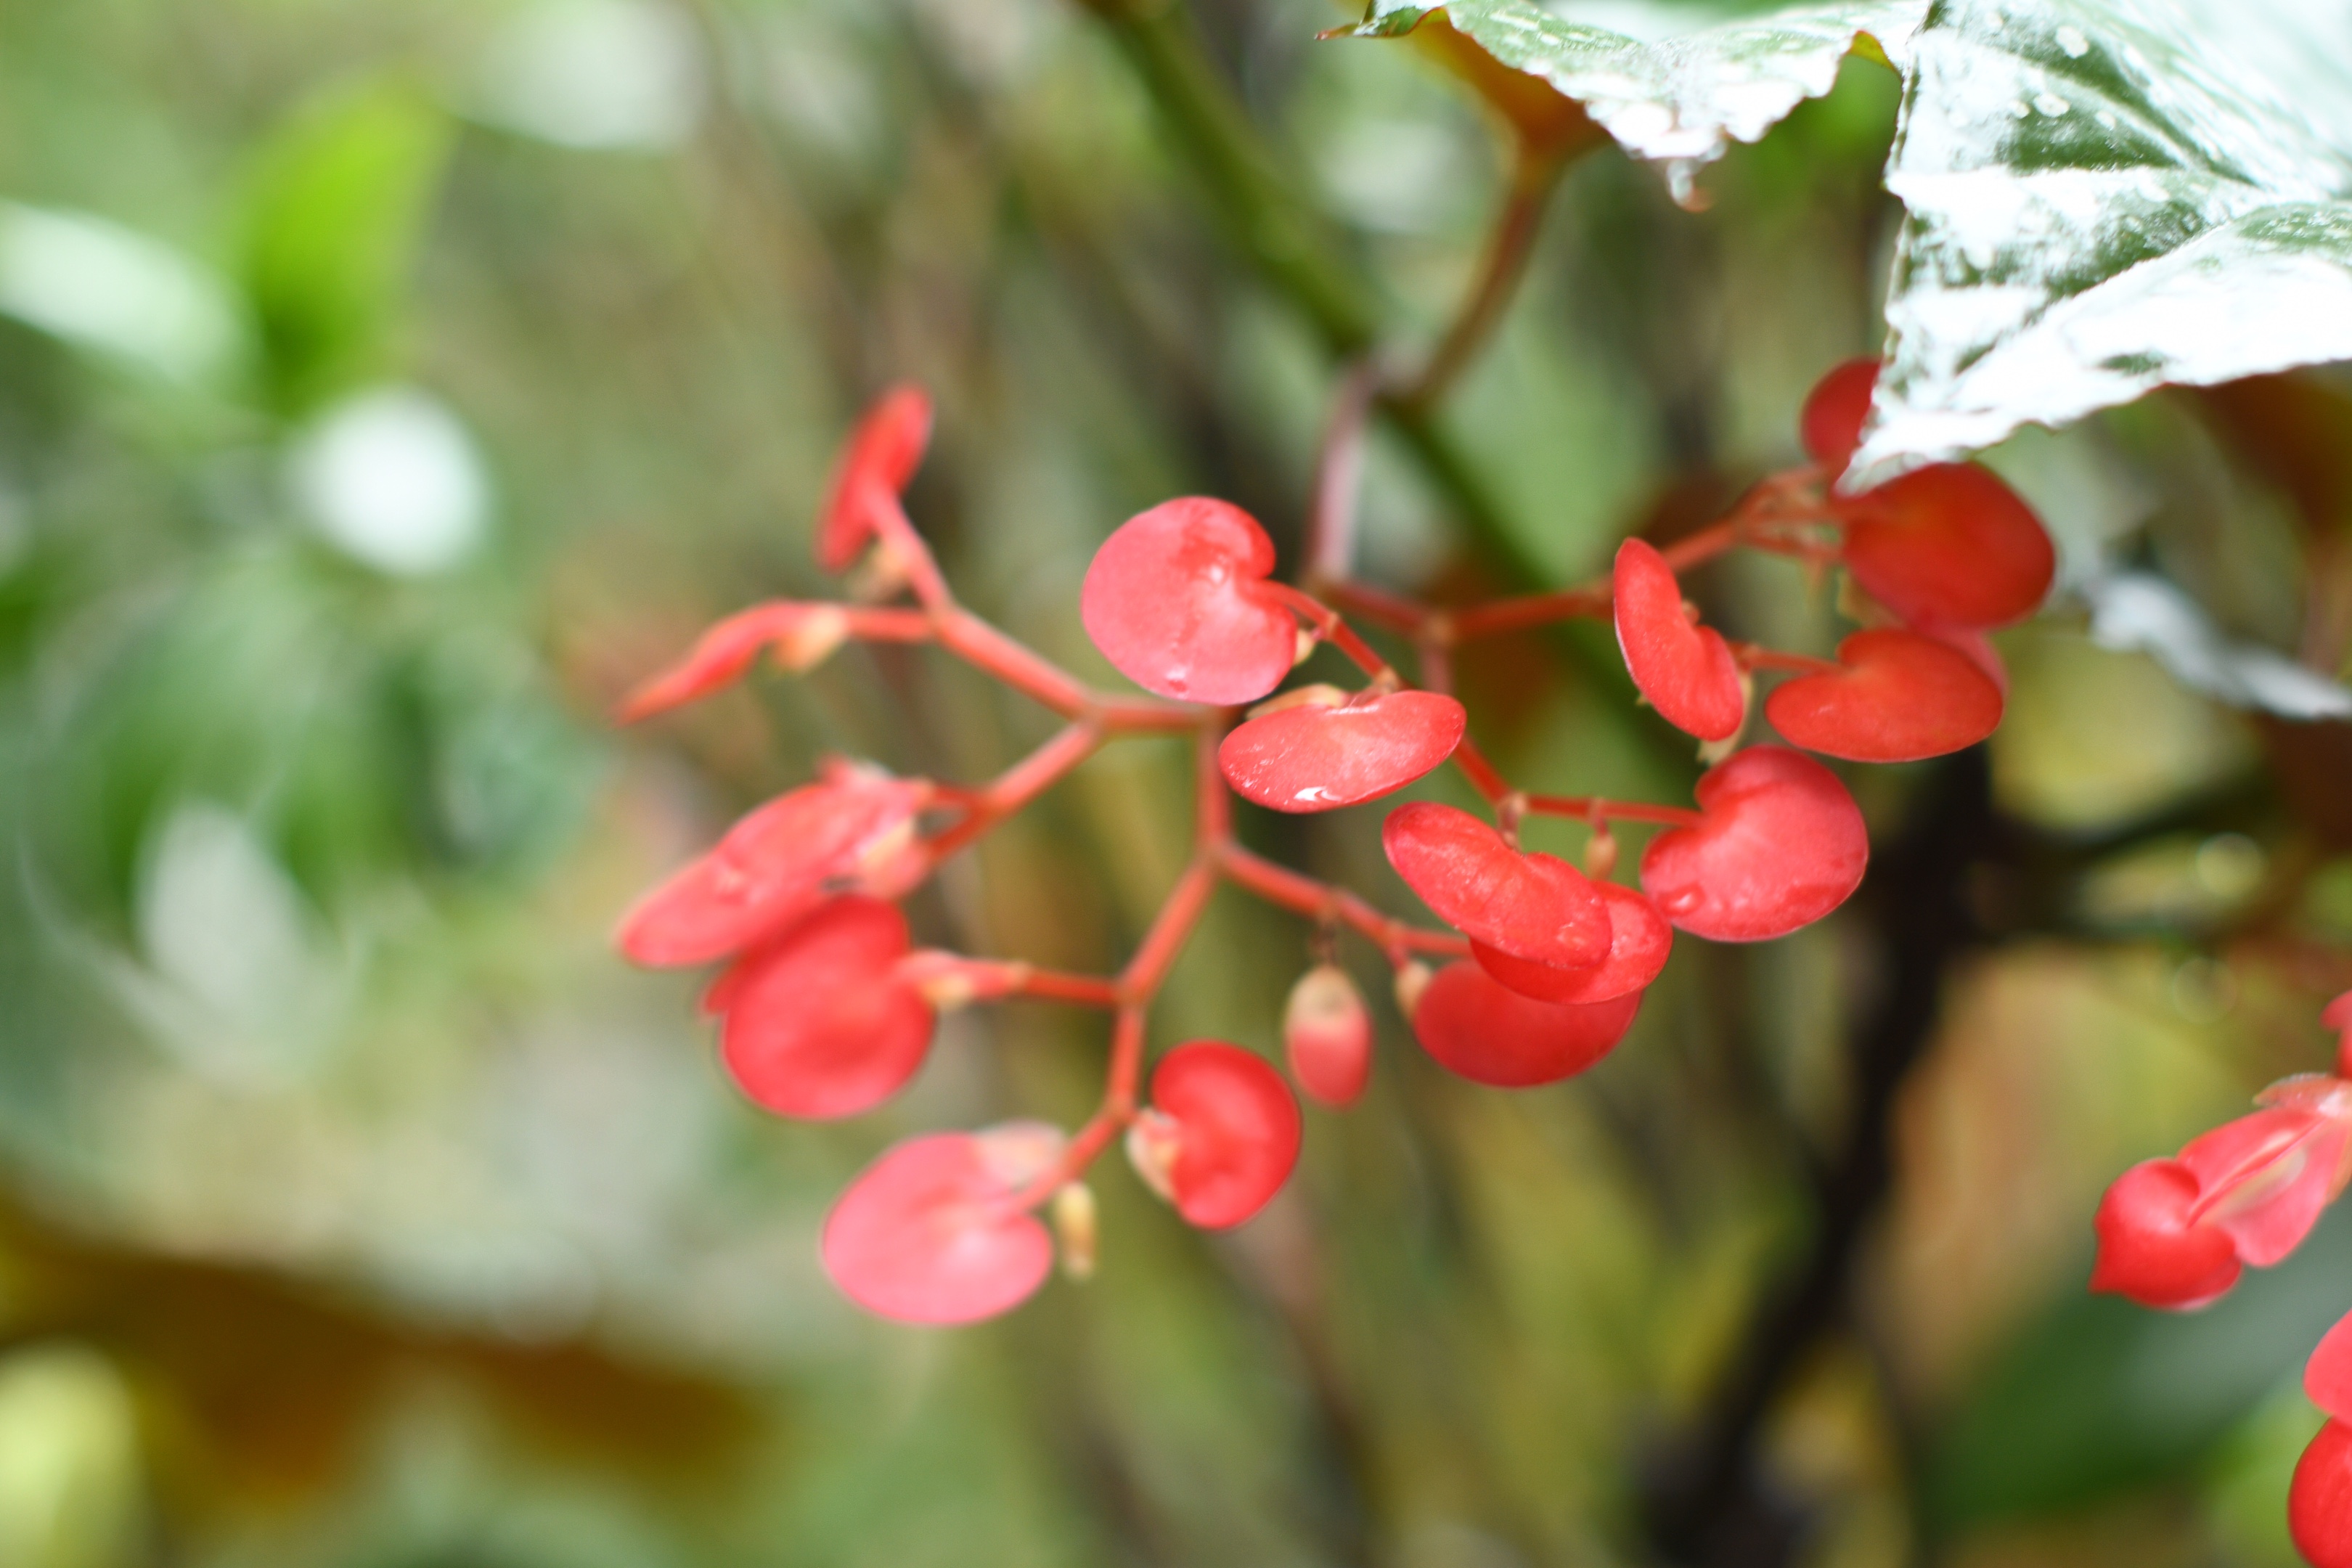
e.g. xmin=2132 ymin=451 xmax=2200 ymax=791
xmin=237 ymin=79 xmax=452 ymax=415
xmin=1859 ymin=0 xmax=2352 ymax=479
xmin=1346 ymin=0 xmax=1924 ymax=194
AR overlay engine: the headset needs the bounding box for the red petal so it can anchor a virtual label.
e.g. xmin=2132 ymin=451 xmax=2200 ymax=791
xmin=617 ymin=603 xmax=843 ymax=722
xmin=1637 ymin=747 xmax=1867 ymax=942
xmin=2088 ymin=1159 xmax=2242 ymax=1309
xmin=1612 ymin=539 xmax=1744 ymax=741
xmin=820 ymin=1130 xmax=1055 ymax=1324
xmin=1764 ymin=629 xmax=2004 ymax=762
xmin=2292 ymin=1420 xmax=2352 ymax=1568
xmin=1382 ymin=801 xmax=1609 ymax=968
xmin=712 ymin=898 xmax=934 ymax=1119
xmin=1837 ymin=463 xmax=2054 ymax=629
xmin=2325 ymin=990 xmax=2352 ymax=1034
xmin=1219 ymin=690 xmax=1466 ymax=812
xmin=1801 ymin=358 xmax=1879 ymax=474
xmin=2310 ymin=1311 xmax=2352 ymax=1424
xmin=2179 ymin=1106 xmax=2346 ymax=1267
xmin=1148 ymin=1042 xmax=1302 ymax=1229
xmin=1470 ymin=881 xmax=1673 ymax=1004
xmin=815 ymin=386 xmax=933 ymax=572
xmin=615 ymin=769 xmax=928 ymax=967
xmin=1079 ymin=497 xmax=1297 ymax=704
xmin=1283 ymin=965 xmax=1373 ymax=1108
xmin=1410 ymin=960 xmax=1641 ymax=1087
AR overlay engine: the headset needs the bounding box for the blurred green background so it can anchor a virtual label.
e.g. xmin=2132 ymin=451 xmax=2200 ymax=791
xmin=5 ymin=1 xmax=2352 ymax=1565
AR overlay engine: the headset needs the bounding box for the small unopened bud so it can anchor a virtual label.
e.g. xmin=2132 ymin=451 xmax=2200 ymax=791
xmin=1247 ymin=682 xmax=1348 ymax=719
xmin=1583 ymin=823 xmax=1619 ymax=881
xmin=849 ymin=539 xmax=912 ymax=603
xmin=1392 ymin=960 xmax=1433 ymax=1021
xmin=1293 ymin=626 xmax=1320 ymax=668
xmin=1284 ymin=964 xmax=1372 ymax=1108
xmin=1052 ymin=1182 xmax=1098 ymax=1281
xmin=777 ymin=604 xmax=852 ymax=672
xmin=1124 ymin=1108 xmax=1182 ymax=1204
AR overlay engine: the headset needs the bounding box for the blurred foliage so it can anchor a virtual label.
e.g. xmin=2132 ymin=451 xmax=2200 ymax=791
xmin=1 ymin=1 xmax=2351 ymax=1567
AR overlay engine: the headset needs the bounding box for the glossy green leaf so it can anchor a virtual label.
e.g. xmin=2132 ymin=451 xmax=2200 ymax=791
xmin=1346 ymin=0 xmax=1924 ymax=193
xmin=1858 ymin=0 xmax=2352 ymax=478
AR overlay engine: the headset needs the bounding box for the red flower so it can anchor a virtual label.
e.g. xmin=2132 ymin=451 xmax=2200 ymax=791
xmin=616 ymin=761 xmax=929 ymax=967
xmin=2091 ymin=1082 xmax=2352 ymax=1309
xmin=821 ymin=1123 xmax=1063 ymax=1325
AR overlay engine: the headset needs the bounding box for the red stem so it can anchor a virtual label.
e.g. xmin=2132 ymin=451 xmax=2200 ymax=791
xmin=925 ymin=721 xmax=1107 ymax=862
xmin=1217 ymin=843 xmax=1467 ymax=960
xmin=1262 ymin=582 xmax=1397 ymax=684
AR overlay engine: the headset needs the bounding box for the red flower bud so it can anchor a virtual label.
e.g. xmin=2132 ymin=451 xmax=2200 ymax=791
xmin=617 ymin=602 xmax=849 ymax=722
xmin=1219 ymin=687 xmax=1466 ymax=812
xmin=1764 ymin=628 xmax=2004 ymax=762
xmin=2091 ymin=1085 xmax=2352 ymax=1309
xmin=1469 ymin=880 xmax=1672 ymax=1005
xmin=1613 ymin=538 xmax=1744 ymax=742
xmin=616 ymin=762 xmax=929 ymax=967
xmin=820 ymin=1122 xmax=1063 ymax=1324
xmin=707 ymin=897 xmax=934 ymax=1119
xmin=1410 ymin=958 xmax=1641 ymax=1087
xmin=1128 ymin=1042 xmax=1301 ymax=1229
xmin=1079 ymin=497 xmax=1298 ymax=704
xmin=815 ymin=385 xmax=932 ymax=573
xmin=1637 ymin=747 xmax=1867 ymax=942
xmin=1283 ymin=964 xmax=1373 ymax=1108
xmin=2088 ymin=1159 xmax=2242 ymax=1309
xmin=1835 ymin=462 xmax=2054 ymax=630
xmin=2293 ymin=1419 xmax=2352 ymax=1568
xmin=1383 ymin=801 xmax=1610 ymax=969
xmin=1800 ymin=357 xmax=1879 ymax=474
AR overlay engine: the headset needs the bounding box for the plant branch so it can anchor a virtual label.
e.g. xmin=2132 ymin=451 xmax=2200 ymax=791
xmin=1397 ymin=146 xmax=1562 ymax=412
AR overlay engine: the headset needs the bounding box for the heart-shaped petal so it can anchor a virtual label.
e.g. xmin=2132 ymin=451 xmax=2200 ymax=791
xmin=1800 ymin=358 xmax=1878 ymax=474
xmin=1382 ymin=801 xmax=1609 ymax=968
xmin=1638 ymin=746 xmax=1867 ymax=942
xmin=1836 ymin=463 xmax=2054 ymax=629
xmin=1130 ymin=1042 xmax=1302 ymax=1229
xmin=616 ymin=764 xmax=928 ymax=967
xmin=1763 ymin=629 xmax=2004 ymax=762
xmin=2292 ymin=1420 xmax=2352 ymax=1568
xmin=1080 ymin=497 xmax=1298 ymax=704
xmin=820 ymin=1126 xmax=1060 ymax=1323
xmin=1613 ymin=538 xmax=1744 ymax=741
xmin=1410 ymin=960 xmax=1641 ymax=1087
xmin=815 ymin=385 xmax=932 ymax=572
xmin=711 ymin=898 xmax=935 ymax=1119
xmin=1470 ymin=881 xmax=1673 ymax=1005
xmin=2088 ymin=1159 xmax=2243 ymax=1310
xmin=1283 ymin=964 xmax=1373 ymax=1108
xmin=1219 ymin=689 xmax=1466 ymax=812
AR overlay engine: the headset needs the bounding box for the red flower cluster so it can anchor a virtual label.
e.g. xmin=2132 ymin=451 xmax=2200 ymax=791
xmin=2091 ymin=991 xmax=2352 ymax=1566
xmin=616 ymin=362 xmax=2054 ymax=1326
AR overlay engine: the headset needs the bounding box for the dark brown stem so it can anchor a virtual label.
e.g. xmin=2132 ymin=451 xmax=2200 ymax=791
xmin=1644 ymin=749 xmax=1995 ymax=1567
